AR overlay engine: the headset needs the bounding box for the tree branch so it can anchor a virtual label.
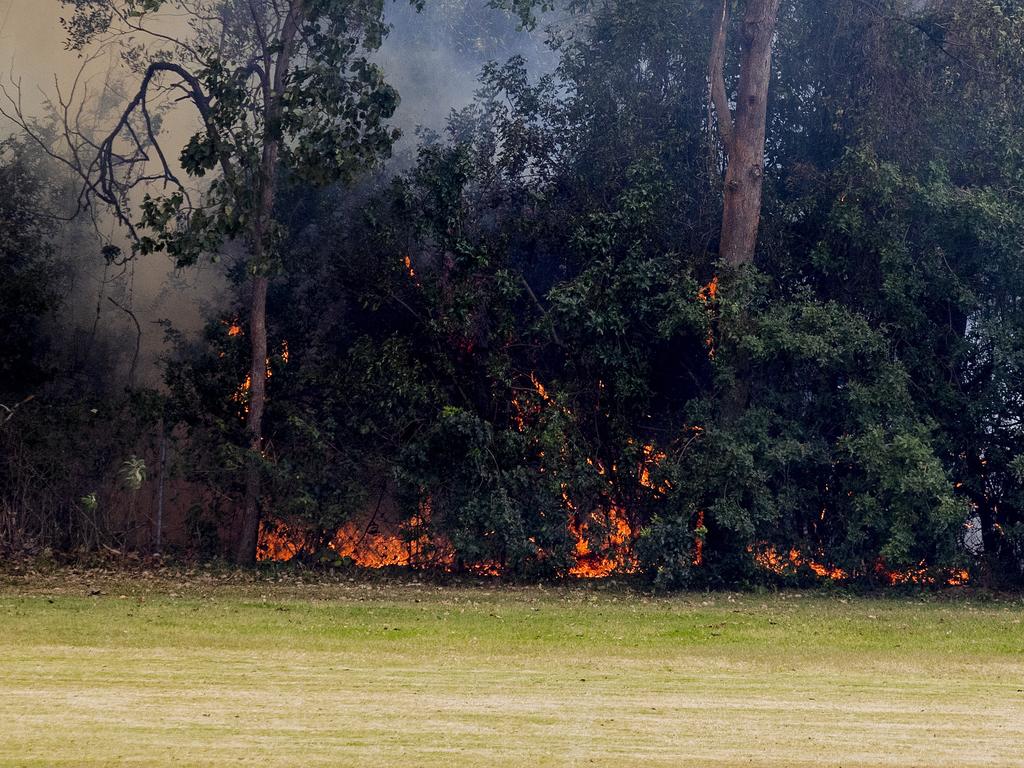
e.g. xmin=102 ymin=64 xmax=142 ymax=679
xmin=709 ymin=0 xmax=734 ymax=152
xmin=519 ymin=273 xmax=564 ymax=347
xmin=107 ymin=296 xmax=142 ymax=389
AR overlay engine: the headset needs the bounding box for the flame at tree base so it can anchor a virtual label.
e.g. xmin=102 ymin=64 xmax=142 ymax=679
xmin=258 ymin=522 xmax=970 ymax=586
xmin=256 ymin=508 xmax=640 ymax=578
xmin=257 ymin=507 xmax=454 ymax=570
xmin=568 ymin=505 xmax=638 ymax=578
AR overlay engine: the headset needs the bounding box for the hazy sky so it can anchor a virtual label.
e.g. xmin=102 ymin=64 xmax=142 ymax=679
xmin=0 ymin=0 xmax=546 ymax=384
xmin=0 ymin=1 xmax=68 ymax=82
xmin=0 ymin=2 xmax=202 ymax=385
xmin=0 ymin=0 xmax=547 ymax=149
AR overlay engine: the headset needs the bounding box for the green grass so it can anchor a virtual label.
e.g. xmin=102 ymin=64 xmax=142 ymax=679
xmin=1 ymin=569 xmax=1022 ymax=767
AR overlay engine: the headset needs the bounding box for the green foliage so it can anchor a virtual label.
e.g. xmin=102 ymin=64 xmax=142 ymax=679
xmin=158 ymin=0 xmax=1024 ymax=584
xmin=395 ymin=406 xmax=572 ymax=573
xmin=1 ymin=394 xmax=163 ymax=551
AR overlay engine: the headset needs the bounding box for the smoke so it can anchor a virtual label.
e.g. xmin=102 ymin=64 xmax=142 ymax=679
xmin=0 ymin=1 xmax=220 ymax=388
xmin=379 ymin=0 xmax=556 ymax=150
xmin=0 ymin=0 xmax=555 ymax=386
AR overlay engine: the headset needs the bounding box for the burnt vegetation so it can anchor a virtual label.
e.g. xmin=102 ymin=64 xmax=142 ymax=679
xmin=2 ymin=0 xmax=1024 ymax=588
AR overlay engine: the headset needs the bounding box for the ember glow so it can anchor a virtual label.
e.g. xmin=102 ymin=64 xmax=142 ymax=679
xmin=693 ymin=510 xmax=705 ymax=566
xmin=402 ymin=255 xmax=419 ymax=284
xmin=231 ymin=374 xmax=252 ymax=413
xmin=230 ymin=340 xmax=289 ymax=416
xmin=874 ymin=560 xmax=971 ymax=587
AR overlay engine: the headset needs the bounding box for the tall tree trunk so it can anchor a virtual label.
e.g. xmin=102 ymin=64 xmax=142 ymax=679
xmin=235 ymin=1 xmax=301 ymax=565
xmin=710 ymin=0 xmax=781 ymax=268
xmin=234 ymin=148 xmax=279 ymax=564
xmin=234 ymin=123 xmax=279 ymax=564
xmin=708 ymin=0 xmax=781 ymax=421
xmin=236 ymin=274 xmax=269 ymax=564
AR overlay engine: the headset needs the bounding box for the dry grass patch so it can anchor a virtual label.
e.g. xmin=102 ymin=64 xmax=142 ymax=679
xmin=1 ymin=569 xmax=1022 ymax=766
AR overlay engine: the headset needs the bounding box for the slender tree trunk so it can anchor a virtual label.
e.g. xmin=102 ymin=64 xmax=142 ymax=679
xmin=236 ymin=275 xmax=269 ymax=564
xmin=234 ymin=166 xmax=278 ymax=564
xmin=234 ymin=1 xmax=301 ymax=565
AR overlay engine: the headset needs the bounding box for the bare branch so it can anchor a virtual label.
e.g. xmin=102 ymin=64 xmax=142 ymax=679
xmin=0 ymin=395 xmax=35 ymax=425
xmin=519 ymin=273 xmax=564 ymax=347
xmin=709 ymin=0 xmax=734 ymax=152
xmin=106 ymin=296 xmax=142 ymax=388
xmin=87 ymin=61 xmax=236 ymax=242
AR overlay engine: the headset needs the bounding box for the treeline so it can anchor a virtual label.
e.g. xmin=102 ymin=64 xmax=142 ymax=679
xmin=2 ymin=0 xmax=1024 ymax=586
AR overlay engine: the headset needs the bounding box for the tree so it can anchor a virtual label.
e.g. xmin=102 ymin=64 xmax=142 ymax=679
xmin=266 ymin=0 xmax=994 ymax=583
xmin=708 ymin=0 xmax=781 ymax=268
xmin=768 ymin=0 xmax=1024 ymax=580
xmin=504 ymin=0 xmax=782 ymax=267
xmin=0 ymin=140 xmax=61 ymax=412
xmin=4 ymin=0 xmax=404 ymax=562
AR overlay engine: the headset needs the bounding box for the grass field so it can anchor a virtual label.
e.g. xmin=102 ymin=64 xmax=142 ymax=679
xmin=1 ymin=568 xmax=1022 ymax=767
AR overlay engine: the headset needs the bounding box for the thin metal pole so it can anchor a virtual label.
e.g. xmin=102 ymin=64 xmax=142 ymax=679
xmin=155 ymin=423 xmax=166 ymax=553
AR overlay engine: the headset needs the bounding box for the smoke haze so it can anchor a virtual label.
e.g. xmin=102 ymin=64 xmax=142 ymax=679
xmin=0 ymin=0 xmax=550 ymax=385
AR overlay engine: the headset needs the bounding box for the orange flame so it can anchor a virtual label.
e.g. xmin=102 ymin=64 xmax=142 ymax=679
xmin=230 ymin=342 xmax=289 ymax=416
xmin=697 ymin=276 xmax=719 ymax=359
xmin=752 ymin=545 xmax=849 ymax=580
xmin=231 ymin=374 xmax=253 ymax=415
xmin=874 ymin=560 xmax=970 ymax=587
xmin=257 ymin=519 xmax=969 ymax=586
xmin=753 ymin=545 xmax=969 ymax=586
xmin=693 ymin=510 xmax=705 ymax=566
xmin=257 ymin=500 xmax=456 ymax=570
xmin=568 ymin=504 xmax=637 ymax=578
xmin=638 ymin=442 xmax=671 ymax=494
xmin=256 ymin=519 xmax=309 ymax=562
xmin=402 ymin=255 xmax=418 ymax=282
xmin=253 ymin=365 xmax=969 ymax=586
xmin=698 ymin=276 xmax=719 ymax=303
